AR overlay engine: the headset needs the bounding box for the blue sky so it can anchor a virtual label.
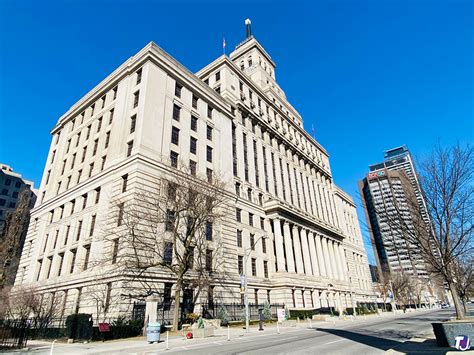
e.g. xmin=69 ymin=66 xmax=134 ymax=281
xmin=1 ymin=0 xmax=472 ymax=264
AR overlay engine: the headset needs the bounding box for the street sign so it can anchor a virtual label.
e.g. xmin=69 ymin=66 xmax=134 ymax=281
xmin=277 ymin=309 xmax=286 ymax=323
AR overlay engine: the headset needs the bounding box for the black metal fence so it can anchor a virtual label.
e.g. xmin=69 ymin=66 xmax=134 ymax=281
xmin=202 ymin=302 xmax=285 ymax=321
xmin=0 ymin=319 xmax=29 ymax=349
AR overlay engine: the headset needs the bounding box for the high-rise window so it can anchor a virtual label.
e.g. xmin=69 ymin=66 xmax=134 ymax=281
xmin=81 ymin=147 xmax=86 ymax=163
xmin=117 ymin=203 xmax=124 ymax=226
xmin=237 ymin=230 xmax=242 ymax=247
xmin=207 ymin=106 xmax=213 ymax=119
xmin=136 ymin=68 xmax=142 ymax=84
xmin=236 ymin=208 xmax=241 ymax=222
xmin=249 ymin=213 xmax=253 ymax=226
xmin=83 ymin=245 xmax=91 ymax=270
xmin=192 ymin=95 xmax=198 ymax=109
xmin=76 ymin=220 xmax=82 ymax=241
xmin=109 ymin=109 xmax=114 ymax=124
xmin=105 ymin=132 xmax=110 ymax=149
xmin=89 ymin=215 xmax=96 ymax=236
xmin=264 ymin=261 xmax=268 ymax=278
xmin=262 ymin=237 xmax=266 ymax=253
xmin=238 ymin=256 xmax=243 ymax=274
xmin=232 ymin=124 xmax=238 ymax=176
xmin=95 ymin=187 xmax=101 ymax=204
xmin=206 ymin=168 xmax=213 ymax=183
xmin=243 ymin=133 xmax=249 ymax=181
xmin=170 ymin=151 xmax=179 ymax=168
xmin=250 ymin=234 xmax=255 ymax=250
xmin=171 ymin=126 xmax=180 ymax=145
xmin=206 ymin=146 xmax=213 ymax=163
xmin=122 ymin=174 xmax=128 ymax=192
xmin=251 ymin=258 xmax=257 ymax=276
xmin=64 ymin=225 xmax=70 ymax=245
xmin=82 ymin=193 xmax=87 ymax=209
xmin=97 ymin=117 xmax=102 ymax=132
xmin=205 ymin=222 xmax=213 ymax=241
xmin=172 ymin=104 xmax=180 ymax=121
xmin=163 ymin=242 xmax=173 ymax=265
xmin=253 ymin=140 xmax=259 ymax=187
xmin=127 ymin=141 xmax=133 ymax=157
xmin=92 ymin=139 xmax=98 ymax=156
xmin=207 ymin=125 xmax=213 ymax=140
xmin=88 ymin=163 xmax=94 ymax=177
xmin=86 ymin=125 xmax=91 ymax=139
xmin=191 ymin=116 xmax=198 ymax=131
xmin=206 ymin=249 xmax=212 ymax=271
xmin=189 ymin=160 xmax=197 ymax=176
xmin=175 ymin=82 xmax=182 ymax=98
xmin=165 ymin=209 xmax=175 ymax=231
xmin=130 ymin=115 xmax=136 ymax=133
xmin=133 ymin=91 xmax=139 ymax=108
xmin=215 ymin=71 xmax=220 ymax=81
xmin=111 ymin=239 xmax=119 ymax=264
xmin=190 ymin=137 xmax=197 ymax=154
xmin=69 ymin=249 xmax=77 ymax=274
xmin=112 ymin=87 xmax=117 ymax=100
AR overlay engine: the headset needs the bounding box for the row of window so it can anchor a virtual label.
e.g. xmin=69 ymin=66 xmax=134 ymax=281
xmin=237 ymin=255 xmax=269 ymax=278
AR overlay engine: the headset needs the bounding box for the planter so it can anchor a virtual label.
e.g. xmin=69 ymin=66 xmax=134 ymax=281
xmin=431 ymin=321 xmax=474 ymax=347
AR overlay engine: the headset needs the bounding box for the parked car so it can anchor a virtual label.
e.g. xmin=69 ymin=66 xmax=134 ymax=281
xmin=440 ymin=303 xmax=450 ymax=309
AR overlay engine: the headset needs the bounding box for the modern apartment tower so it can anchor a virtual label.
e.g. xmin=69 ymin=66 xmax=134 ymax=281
xmin=14 ymin=21 xmax=373 ymax=320
xmin=359 ymin=146 xmax=429 ymax=279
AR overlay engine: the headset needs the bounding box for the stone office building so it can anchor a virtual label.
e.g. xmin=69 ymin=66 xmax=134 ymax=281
xmin=14 ymin=21 xmax=373 ymax=319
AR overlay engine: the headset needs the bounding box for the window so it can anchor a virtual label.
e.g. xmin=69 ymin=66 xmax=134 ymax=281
xmin=172 ymin=104 xmax=180 ymax=121
xmin=130 ymin=115 xmax=136 ymax=133
xmin=133 ymin=91 xmax=139 ymax=108
xmin=82 ymin=193 xmax=87 ymax=209
xmin=101 ymin=95 xmax=106 ymax=108
xmin=77 ymin=169 xmax=82 ymax=183
xmin=247 ymin=188 xmax=252 ymax=202
xmin=105 ymin=132 xmax=110 ymax=148
xmin=236 ymin=208 xmax=241 ymax=222
xmin=167 ymin=182 xmax=177 ymax=200
xmin=163 ymin=242 xmax=173 ymax=265
xmin=136 ymin=68 xmax=142 ymax=84
xmin=206 ymin=249 xmax=212 ymax=271
xmin=206 ymin=146 xmax=213 ymax=163
xmin=89 ymin=215 xmax=96 ymax=236
xmin=207 ymin=106 xmax=213 ymax=119
xmin=12 ymin=191 xmax=19 ymax=198
xmin=206 ymin=125 xmax=213 ymax=140
xmin=189 ymin=160 xmax=197 ymax=176
xmin=205 ymin=222 xmax=213 ymax=241
xmin=64 ymin=225 xmax=70 ymax=245
xmin=264 ymin=261 xmax=268 ymax=278
xmin=192 ymin=95 xmax=198 ymax=109
xmin=122 ymin=174 xmax=128 ymax=192
xmin=262 ymin=237 xmax=266 ymax=253
xmin=170 ymin=151 xmax=178 ymax=168
xmin=76 ymin=220 xmax=82 ymax=241
xmin=46 ymin=256 xmax=53 ymax=279
xmin=51 ymin=150 xmax=56 ymax=163
xmin=53 ymin=230 xmax=59 ymax=249
xmin=66 ymin=139 xmax=71 ymax=153
xmin=163 ymin=283 xmax=172 ymax=310
xmin=238 ymin=256 xmax=243 ymax=274
xmin=94 ymin=187 xmax=101 ymax=204
xmin=237 ymin=230 xmax=242 ymax=247
xmin=249 ymin=213 xmax=253 ymax=226
xmin=171 ymin=126 xmax=180 ymax=145
xmin=191 ymin=115 xmax=198 ymax=131
xmin=56 ymin=182 xmax=61 ymax=194
xmin=46 ymin=170 xmax=51 ymax=184
xmin=165 ymin=209 xmax=175 ymax=231
xmin=111 ymin=239 xmax=119 ymax=264
xmin=97 ymin=117 xmax=102 ymax=132
xmin=250 ymin=234 xmax=255 ymax=250
xmin=92 ymin=139 xmax=98 ymax=155
xmin=251 ymin=258 xmax=256 ymax=276
xmin=109 ymin=109 xmax=114 ymax=124
xmin=117 ymin=203 xmax=124 ymax=226
xmin=81 ymin=147 xmax=86 ymax=163
xmin=206 ymin=168 xmax=213 ymax=183
xmin=190 ymin=137 xmax=197 ymax=154
xmin=83 ymin=245 xmax=91 ymax=270
xmin=86 ymin=125 xmax=91 ymax=139
xmin=57 ymin=253 xmax=64 ymax=277
xmin=127 ymin=141 xmax=133 ymax=157
xmin=112 ymin=86 xmax=117 ymax=100
xmin=0 ymin=199 xmax=5 ymax=206
xmin=175 ymin=82 xmax=182 ymax=98
xmin=215 ymin=71 xmax=220 ymax=81
xmin=104 ymin=283 xmax=112 ymax=312
xmin=101 ymin=156 xmax=106 ymax=171
xmin=89 ymin=163 xmax=94 ymax=177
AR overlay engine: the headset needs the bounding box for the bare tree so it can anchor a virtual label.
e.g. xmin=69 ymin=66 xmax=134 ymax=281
xmin=376 ymin=144 xmax=473 ymax=319
xmin=86 ymin=282 xmax=117 ymax=324
xmin=101 ymin=167 xmax=230 ymax=330
xmin=453 ymin=257 xmax=474 ymax=313
xmin=375 ymin=266 xmax=391 ymax=311
xmin=0 ymin=190 xmax=32 ymax=288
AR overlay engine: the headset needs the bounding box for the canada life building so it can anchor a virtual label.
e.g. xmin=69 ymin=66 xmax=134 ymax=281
xmin=15 ymin=21 xmax=373 ymax=318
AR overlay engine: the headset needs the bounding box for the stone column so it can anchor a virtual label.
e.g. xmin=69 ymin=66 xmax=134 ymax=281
xmin=291 ymin=225 xmax=304 ymax=274
xmin=300 ymin=229 xmax=313 ymax=276
xmin=283 ymin=221 xmax=295 ymax=273
xmin=329 ymin=241 xmax=340 ymax=280
xmin=334 ymin=242 xmax=346 ymax=281
xmin=272 ymin=218 xmax=286 ymax=272
xmin=339 ymin=244 xmax=348 ymax=279
xmin=307 ymin=231 xmax=320 ymax=276
xmin=315 ymin=234 xmax=327 ymax=277
xmin=321 ymin=237 xmax=333 ymax=279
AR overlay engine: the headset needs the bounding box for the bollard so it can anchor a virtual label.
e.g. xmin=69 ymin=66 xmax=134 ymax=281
xmin=50 ymin=340 xmax=56 ymax=355
xmin=166 ymin=331 xmax=169 ymax=350
xmin=227 ymin=325 xmax=230 ymax=341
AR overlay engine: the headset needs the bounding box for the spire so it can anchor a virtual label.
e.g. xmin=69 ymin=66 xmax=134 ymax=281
xmin=245 ymin=18 xmax=252 ymax=39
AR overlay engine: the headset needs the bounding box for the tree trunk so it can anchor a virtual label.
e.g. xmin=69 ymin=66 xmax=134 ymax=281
xmin=448 ymin=282 xmax=465 ymax=320
xmin=172 ymin=281 xmax=182 ymax=331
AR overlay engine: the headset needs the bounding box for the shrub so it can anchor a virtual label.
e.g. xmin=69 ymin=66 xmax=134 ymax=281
xmin=65 ymin=313 xmax=93 ymax=340
xmin=289 ymin=310 xmax=313 ymax=320
xmin=262 ymin=302 xmax=272 ymax=320
xmin=216 ymin=305 xmax=230 ymax=326
xmin=185 ymin=313 xmax=199 ymax=324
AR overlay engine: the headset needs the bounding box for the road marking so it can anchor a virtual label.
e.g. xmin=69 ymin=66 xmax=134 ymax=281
xmin=323 ymin=339 xmax=346 ymax=345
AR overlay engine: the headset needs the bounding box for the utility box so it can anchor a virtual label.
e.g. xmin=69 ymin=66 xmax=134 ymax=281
xmin=146 ymin=322 xmax=161 ymax=343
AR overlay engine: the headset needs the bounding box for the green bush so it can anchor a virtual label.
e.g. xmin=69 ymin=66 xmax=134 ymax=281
xmin=65 ymin=313 xmax=93 ymax=340
xmin=262 ymin=302 xmax=273 ymax=320
xmin=289 ymin=310 xmax=313 ymax=320
xmin=216 ymin=305 xmax=230 ymax=326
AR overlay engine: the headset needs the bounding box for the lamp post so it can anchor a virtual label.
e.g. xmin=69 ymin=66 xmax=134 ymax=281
xmin=242 ymin=234 xmax=267 ymax=333
xmin=327 ymin=283 xmax=334 ymax=317
xmin=349 ymin=277 xmax=356 ymax=317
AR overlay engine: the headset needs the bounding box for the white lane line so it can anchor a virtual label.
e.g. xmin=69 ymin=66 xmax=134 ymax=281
xmin=323 ymin=339 xmax=346 ymax=345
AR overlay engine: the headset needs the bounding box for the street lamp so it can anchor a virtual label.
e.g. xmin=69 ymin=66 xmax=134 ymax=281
xmin=327 ymin=283 xmax=334 ymax=317
xmin=242 ymin=234 xmax=267 ymax=333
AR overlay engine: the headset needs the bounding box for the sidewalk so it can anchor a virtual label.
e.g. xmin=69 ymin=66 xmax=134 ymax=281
xmin=5 ymin=307 xmax=447 ymax=354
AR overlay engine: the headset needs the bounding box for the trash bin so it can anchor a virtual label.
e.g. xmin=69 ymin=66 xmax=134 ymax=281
xmin=146 ymin=322 xmax=161 ymax=343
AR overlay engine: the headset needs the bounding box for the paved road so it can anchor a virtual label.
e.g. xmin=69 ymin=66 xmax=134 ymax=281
xmin=149 ymin=308 xmax=453 ymax=355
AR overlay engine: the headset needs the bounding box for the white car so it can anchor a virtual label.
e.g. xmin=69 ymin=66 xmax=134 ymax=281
xmin=440 ymin=303 xmax=450 ymax=309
